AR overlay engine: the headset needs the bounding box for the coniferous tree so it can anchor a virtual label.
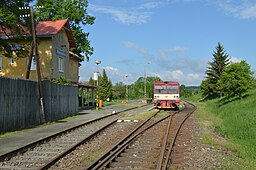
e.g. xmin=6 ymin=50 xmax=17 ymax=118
xmin=88 ymin=77 xmax=96 ymax=86
xmin=98 ymin=69 xmax=112 ymax=101
xmin=201 ymin=42 xmax=230 ymax=98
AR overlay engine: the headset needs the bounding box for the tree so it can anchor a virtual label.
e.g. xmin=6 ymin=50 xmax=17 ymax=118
xmin=133 ymin=77 xmax=145 ymax=98
xmin=201 ymin=42 xmax=230 ymax=98
xmin=129 ymin=76 xmax=162 ymax=99
xmin=146 ymin=76 xmax=162 ymax=98
xmin=0 ymin=0 xmax=32 ymax=58
xmin=180 ymin=84 xmax=193 ymax=98
xmin=218 ymin=60 xmax=254 ymax=99
xmin=98 ymin=69 xmax=112 ymax=101
xmin=88 ymin=77 xmax=96 ymax=86
xmin=35 ymin=0 xmax=95 ymax=61
xmin=112 ymin=82 xmax=126 ymax=100
xmin=55 ymin=75 xmax=70 ymax=84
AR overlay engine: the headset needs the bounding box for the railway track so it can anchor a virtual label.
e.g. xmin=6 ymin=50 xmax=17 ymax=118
xmin=0 ymin=104 xmax=151 ymax=170
xmin=0 ymin=102 xmax=196 ymax=169
xmin=85 ymin=101 xmax=196 ymax=170
xmin=158 ymin=101 xmax=196 ymax=170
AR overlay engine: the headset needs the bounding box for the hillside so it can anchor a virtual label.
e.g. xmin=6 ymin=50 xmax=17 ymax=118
xmin=186 ymin=86 xmax=200 ymax=91
xmin=185 ymin=89 xmax=256 ymax=168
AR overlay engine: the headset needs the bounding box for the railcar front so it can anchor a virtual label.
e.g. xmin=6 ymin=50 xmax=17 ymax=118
xmin=153 ymin=81 xmax=180 ymax=109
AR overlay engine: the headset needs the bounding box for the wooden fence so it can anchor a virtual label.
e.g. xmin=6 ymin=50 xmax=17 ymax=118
xmin=0 ymin=77 xmax=78 ymax=134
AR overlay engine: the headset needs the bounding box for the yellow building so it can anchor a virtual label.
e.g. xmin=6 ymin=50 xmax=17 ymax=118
xmin=0 ymin=19 xmax=82 ymax=83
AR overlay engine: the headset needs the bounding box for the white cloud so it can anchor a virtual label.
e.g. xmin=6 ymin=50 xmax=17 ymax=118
xmin=103 ymin=66 xmax=135 ymax=84
xmin=123 ymin=41 xmax=136 ymax=48
xmin=135 ymin=2 xmax=163 ymax=10
xmin=230 ymin=57 xmax=242 ymax=63
xmin=104 ymin=66 xmax=119 ymax=75
xmin=122 ymin=43 xmax=206 ymax=85
xmin=124 ymin=41 xmax=152 ymax=61
xmin=89 ymin=4 xmax=152 ymax=24
xmin=240 ymin=5 xmax=256 ymax=19
xmin=187 ymin=73 xmax=201 ymax=80
xmin=156 ymin=46 xmax=207 ymax=73
xmin=170 ymin=46 xmax=188 ymax=52
xmin=158 ymin=70 xmax=202 ymax=85
xmin=214 ymin=1 xmax=256 ymax=19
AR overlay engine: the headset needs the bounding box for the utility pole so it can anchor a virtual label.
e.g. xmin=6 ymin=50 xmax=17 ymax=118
xmin=20 ymin=6 xmax=46 ymax=123
xmin=26 ymin=42 xmax=33 ymax=79
xmin=30 ymin=6 xmax=45 ymax=124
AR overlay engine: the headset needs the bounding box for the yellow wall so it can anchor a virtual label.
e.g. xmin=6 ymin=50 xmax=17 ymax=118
xmin=0 ymin=28 xmax=80 ymax=82
xmin=70 ymin=58 xmax=79 ymax=82
xmin=0 ymin=54 xmax=28 ymax=79
xmin=30 ymin=38 xmax=52 ymax=81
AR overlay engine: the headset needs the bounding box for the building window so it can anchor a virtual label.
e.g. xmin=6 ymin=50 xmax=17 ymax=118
xmin=30 ymin=56 xmax=36 ymax=70
xmin=0 ymin=56 xmax=2 ymax=71
xmin=10 ymin=56 xmax=14 ymax=64
xmin=59 ymin=57 xmax=63 ymax=72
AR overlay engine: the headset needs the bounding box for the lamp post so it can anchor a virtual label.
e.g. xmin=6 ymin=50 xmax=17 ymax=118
xmin=95 ymin=60 xmax=101 ymax=110
xmin=125 ymin=74 xmax=128 ymax=103
xmin=144 ymin=62 xmax=150 ymax=98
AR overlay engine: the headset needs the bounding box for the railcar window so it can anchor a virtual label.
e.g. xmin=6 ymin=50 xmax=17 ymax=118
xmin=154 ymin=85 xmax=165 ymax=94
xmin=166 ymin=86 xmax=179 ymax=94
xmin=154 ymin=85 xmax=179 ymax=94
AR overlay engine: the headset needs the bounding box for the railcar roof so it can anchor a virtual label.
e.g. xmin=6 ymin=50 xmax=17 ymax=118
xmin=154 ymin=81 xmax=179 ymax=85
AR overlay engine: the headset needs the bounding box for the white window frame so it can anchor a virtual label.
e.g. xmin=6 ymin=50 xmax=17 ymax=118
xmin=10 ymin=56 xmax=14 ymax=64
xmin=0 ymin=56 xmax=2 ymax=71
xmin=30 ymin=56 xmax=36 ymax=70
xmin=59 ymin=57 xmax=63 ymax=72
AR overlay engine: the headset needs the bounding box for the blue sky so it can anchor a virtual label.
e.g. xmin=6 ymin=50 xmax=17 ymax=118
xmin=79 ymin=0 xmax=256 ymax=86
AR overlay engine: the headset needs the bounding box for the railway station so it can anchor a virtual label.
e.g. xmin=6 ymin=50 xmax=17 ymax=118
xmin=1 ymin=0 xmax=255 ymax=169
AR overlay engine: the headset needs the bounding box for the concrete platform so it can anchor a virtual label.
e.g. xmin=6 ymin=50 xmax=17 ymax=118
xmin=0 ymin=102 xmax=144 ymax=157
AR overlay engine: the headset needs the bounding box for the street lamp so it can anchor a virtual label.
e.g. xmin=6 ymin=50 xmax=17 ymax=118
xmin=95 ymin=60 xmax=101 ymax=110
xmin=125 ymin=74 xmax=128 ymax=103
xmin=144 ymin=62 xmax=150 ymax=98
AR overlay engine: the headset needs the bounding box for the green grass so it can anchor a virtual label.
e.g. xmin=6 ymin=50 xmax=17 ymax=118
xmin=103 ymin=100 xmax=137 ymax=107
xmin=184 ymin=89 xmax=256 ymax=168
xmin=103 ymin=100 xmax=121 ymax=106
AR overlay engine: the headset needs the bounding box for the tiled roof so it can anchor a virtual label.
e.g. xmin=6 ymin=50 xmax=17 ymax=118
xmin=36 ymin=19 xmax=68 ymax=35
xmin=0 ymin=24 xmax=30 ymax=37
xmin=0 ymin=19 xmax=76 ymax=48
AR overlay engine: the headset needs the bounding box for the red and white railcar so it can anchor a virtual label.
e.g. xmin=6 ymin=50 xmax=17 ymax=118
xmin=153 ymin=81 xmax=180 ymax=109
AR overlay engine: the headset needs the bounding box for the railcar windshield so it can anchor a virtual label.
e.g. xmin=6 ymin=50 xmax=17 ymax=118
xmin=166 ymin=85 xmax=179 ymax=94
xmin=154 ymin=85 xmax=179 ymax=94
